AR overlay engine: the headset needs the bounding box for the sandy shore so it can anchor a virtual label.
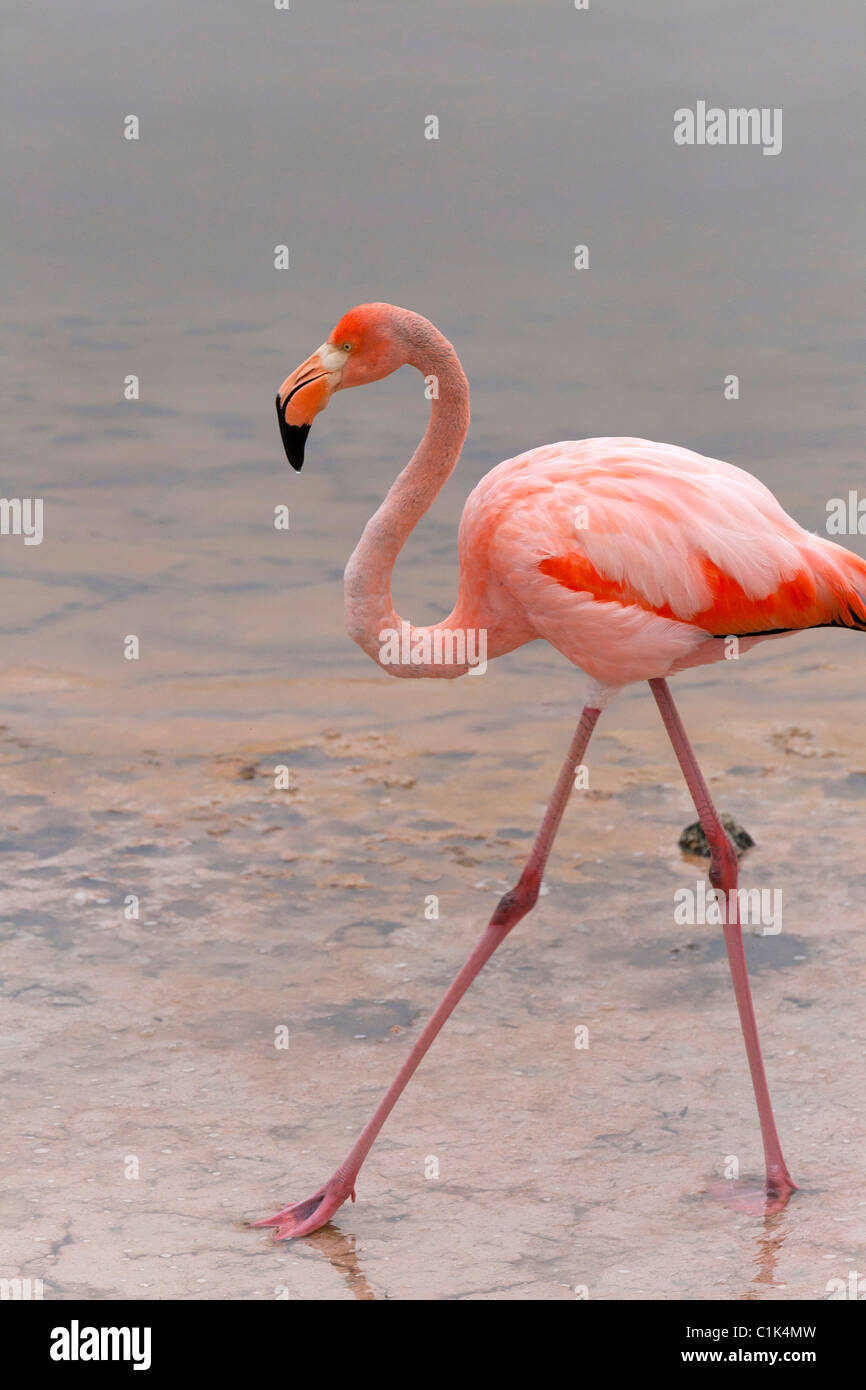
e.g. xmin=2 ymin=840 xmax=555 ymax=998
xmin=1 ymin=635 xmax=864 ymax=1300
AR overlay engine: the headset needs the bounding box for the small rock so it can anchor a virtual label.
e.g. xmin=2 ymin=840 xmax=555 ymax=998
xmin=679 ymin=814 xmax=754 ymax=858
xmin=770 ymin=726 xmax=830 ymax=759
xmin=213 ymin=756 xmax=257 ymax=780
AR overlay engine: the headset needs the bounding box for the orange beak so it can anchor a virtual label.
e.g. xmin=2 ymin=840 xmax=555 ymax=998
xmin=276 ymin=348 xmax=340 ymax=471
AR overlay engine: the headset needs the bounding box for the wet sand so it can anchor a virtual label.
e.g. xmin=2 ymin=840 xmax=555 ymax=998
xmin=3 ymin=0 xmax=864 ymax=1302
xmin=1 ymin=638 xmax=865 ymax=1300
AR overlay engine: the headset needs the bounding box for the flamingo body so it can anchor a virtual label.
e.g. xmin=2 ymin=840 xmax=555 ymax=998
xmin=253 ymin=304 xmax=864 ymax=1242
xmin=454 ymin=437 xmax=866 ymax=688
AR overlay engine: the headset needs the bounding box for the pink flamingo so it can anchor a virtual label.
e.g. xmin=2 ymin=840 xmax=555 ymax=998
xmin=255 ymin=302 xmax=866 ymax=1240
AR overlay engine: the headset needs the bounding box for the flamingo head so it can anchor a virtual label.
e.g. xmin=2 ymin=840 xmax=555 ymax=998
xmin=276 ymin=303 xmax=406 ymax=470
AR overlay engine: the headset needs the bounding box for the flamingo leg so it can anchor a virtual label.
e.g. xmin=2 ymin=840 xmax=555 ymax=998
xmin=648 ymin=677 xmax=797 ymax=1204
xmin=252 ymin=703 xmax=602 ymax=1239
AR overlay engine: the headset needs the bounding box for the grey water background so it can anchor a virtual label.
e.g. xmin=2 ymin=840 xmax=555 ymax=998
xmin=4 ymin=0 xmax=864 ymax=692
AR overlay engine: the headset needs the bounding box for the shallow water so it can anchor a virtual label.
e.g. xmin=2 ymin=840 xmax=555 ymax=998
xmin=2 ymin=659 xmax=865 ymax=1300
xmin=2 ymin=0 xmax=864 ymax=1299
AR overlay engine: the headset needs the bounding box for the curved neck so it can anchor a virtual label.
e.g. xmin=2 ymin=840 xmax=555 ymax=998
xmin=344 ymin=313 xmax=479 ymax=678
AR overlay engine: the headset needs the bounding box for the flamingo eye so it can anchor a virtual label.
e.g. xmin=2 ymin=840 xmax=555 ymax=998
xmin=342 ymin=342 xmax=352 ymax=352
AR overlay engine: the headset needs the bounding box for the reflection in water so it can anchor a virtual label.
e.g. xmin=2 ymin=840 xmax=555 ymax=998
xmin=750 ymin=1206 xmax=790 ymax=1292
xmin=705 ymin=1178 xmax=795 ymax=1297
xmin=308 ymin=1224 xmax=376 ymax=1301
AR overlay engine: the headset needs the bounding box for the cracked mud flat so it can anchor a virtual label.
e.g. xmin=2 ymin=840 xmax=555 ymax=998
xmin=1 ymin=644 xmax=864 ymax=1301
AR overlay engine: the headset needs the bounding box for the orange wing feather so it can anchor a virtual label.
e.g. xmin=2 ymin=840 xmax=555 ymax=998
xmin=538 ymin=551 xmax=866 ymax=635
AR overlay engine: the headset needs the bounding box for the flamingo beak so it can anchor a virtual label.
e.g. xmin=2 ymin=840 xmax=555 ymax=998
xmin=276 ymin=344 xmax=345 ymax=471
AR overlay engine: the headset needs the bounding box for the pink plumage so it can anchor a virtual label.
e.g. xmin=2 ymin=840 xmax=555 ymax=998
xmin=253 ymin=303 xmax=863 ymax=1241
xmin=454 ymin=436 xmax=866 ymax=688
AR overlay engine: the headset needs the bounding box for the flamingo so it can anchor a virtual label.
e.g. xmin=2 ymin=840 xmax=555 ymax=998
xmin=254 ymin=302 xmax=866 ymax=1241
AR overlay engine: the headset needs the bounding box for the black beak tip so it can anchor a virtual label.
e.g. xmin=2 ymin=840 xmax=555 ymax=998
xmin=276 ymin=394 xmax=310 ymax=471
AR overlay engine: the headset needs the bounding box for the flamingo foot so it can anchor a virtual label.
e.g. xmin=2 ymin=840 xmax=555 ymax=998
xmin=703 ymin=1173 xmax=798 ymax=1216
xmin=766 ymin=1170 xmax=799 ymax=1209
xmin=248 ymin=1176 xmax=357 ymax=1241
